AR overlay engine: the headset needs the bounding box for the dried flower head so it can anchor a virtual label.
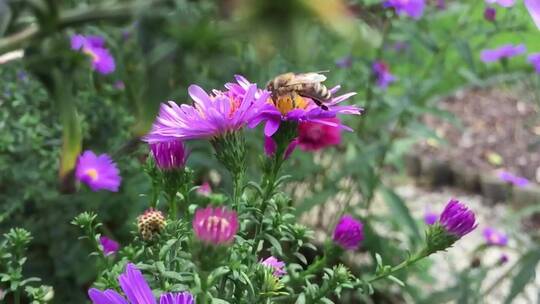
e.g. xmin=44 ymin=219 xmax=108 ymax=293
xmin=137 ymin=208 xmax=166 ymax=241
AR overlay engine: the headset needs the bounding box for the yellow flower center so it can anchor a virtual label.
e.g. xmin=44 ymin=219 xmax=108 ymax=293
xmin=85 ymin=168 xmax=99 ymax=181
xmin=206 ymin=215 xmax=230 ymax=233
xmin=83 ymin=48 xmax=100 ymax=62
xmin=270 ymin=93 xmax=309 ymax=115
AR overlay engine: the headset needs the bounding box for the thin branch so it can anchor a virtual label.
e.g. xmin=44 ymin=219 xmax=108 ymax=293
xmin=0 ymin=0 xmax=166 ymax=54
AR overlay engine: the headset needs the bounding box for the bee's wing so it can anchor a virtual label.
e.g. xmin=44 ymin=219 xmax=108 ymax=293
xmin=286 ymin=73 xmax=327 ymax=85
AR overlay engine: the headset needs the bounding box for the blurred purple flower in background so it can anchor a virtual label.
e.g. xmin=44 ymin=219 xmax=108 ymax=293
xmin=99 ymin=236 xmax=120 ymax=256
xmin=528 ymin=53 xmax=540 ymax=73
xmin=263 ymin=137 xmax=299 ymax=160
xmin=424 ymin=208 xmax=438 ymax=225
xmin=89 ymin=263 xmax=194 ymax=304
xmin=75 ymin=151 xmax=121 ymax=192
xmin=193 ymin=206 xmax=239 ymax=245
xmin=149 ymin=140 xmax=188 ymax=170
xmin=480 ymin=44 xmax=526 ymax=63
xmin=71 ymin=34 xmax=115 ymax=75
xmin=197 ymin=181 xmax=212 ymax=196
xmin=484 ymin=7 xmax=496 ymax=22
xmin=483 ymin=227 xmax=508 ymax=246
xmin=372 ymin=60 xmax=396 ymax=89
xmin=498 ymin=171 xmax=529 ymax=187
xmin=499 ymin=253 xmax=509 ymax=265
xmin=145 ymin=76 xmax=269 ymax=142
xmin=114 ymin=80 xmax=125 ymax=90
xmin=525 ymin=0 xmax=540 ymax=29
xmin=439 ymin=199 xmax=477 ymax=238
xmin=384 ymin=0 xmax=425 ymax=19
xmin=333 ymin=215 xmax=364 ymax=250
xmin=485 ymin=0 xmax=514 ymax=7
xmin=261 ymin=256 xmax=287 ymax=277
xmin=335 ymin=55 xmax=353 ymax=68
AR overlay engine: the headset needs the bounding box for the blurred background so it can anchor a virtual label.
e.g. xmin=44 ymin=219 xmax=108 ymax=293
xmin=0 ymin=0 xmax=539 ymax=302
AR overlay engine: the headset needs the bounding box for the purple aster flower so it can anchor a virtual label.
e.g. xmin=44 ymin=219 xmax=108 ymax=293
xmin=336 ymin=55 xmax=353 ymax=68
xmin=498 ymin=171 xmax=529 ymax=187
xmin=145 ymin=76 xmax=269 ymax=143
xmin=528 ymin=53 xmax=540 ymax=73
xmin=372 ymin=60 xmax=396 ymax=89
xmin=485 ymin=0 xmax=514 ymax=8
xmin=435 ymin=0 xmax=446 ymax=10
xmin=480 ymin=44 xmax=526 ymax=63
xmin=88 ymin=263 xmax=194 ymax=304
xmin=484 ymin=7 xmax=496 ymax=21
xmin=71 ymin=34 xmax=115 ymax=75
xmin=333 ymin=215 xmax=364 ymax=250
xmin=75 ymin=151 xmax=121 ymax=192
xmin=193 ymin=206 xmax=239 ymax=245
xmin=525 ymin=0 xmax=540 ymax=29
xmin=261 ymin=256 xmax=287 ymax=277
xmin=249 ymin=87 xmax=360 ymax=138
xmin=196 ymin=181 xmax=212 ymax=196
xmin=99 ymin=236 xmax=120 ymax=256
xmin=149 ymin=140 xmax=188 ymax=170
xmin=483 ymin=227 xmax=508 ymax=246
xmin=439 ymin=199 xmax=477 ymax=238
xmin=424 ymin=209 xmax=438 ymax=225
xmin=384 ymin=0 xmax=425 ymax=19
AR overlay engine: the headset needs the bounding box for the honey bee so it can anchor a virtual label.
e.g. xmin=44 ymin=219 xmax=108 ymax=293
xmin=266 ymin=72 xmax=332 ymax=110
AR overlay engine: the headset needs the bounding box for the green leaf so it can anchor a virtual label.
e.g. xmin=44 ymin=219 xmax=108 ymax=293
xmin=211 ymin=299 xmax=231 ymax=304
xmin=264 ymin=234 xmax=283 ymax=256
xmin=504 ymin=249 xmax=540 ymax=304
xmin=295 ymin=293 xmax=306 ymax=304
xmin=381 ymin=187 xmax=421 ymax=246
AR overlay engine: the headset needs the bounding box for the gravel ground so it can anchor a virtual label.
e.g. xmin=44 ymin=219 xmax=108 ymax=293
xmin=300 ymin=182 xmax=540 ymax=303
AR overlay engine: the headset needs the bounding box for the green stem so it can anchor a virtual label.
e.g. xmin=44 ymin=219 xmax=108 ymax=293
xmin=199 ymin=271 xmax=209 ymax=304
xmin=367 ymin=249 xmax=428 ymax=283
xmin=232 ymin=171 xmax=244 ymax=210
xmin=14 ymin=289 xmax=21 ymax=304
xmin=168 ymin=193 xmax=177 ymax=220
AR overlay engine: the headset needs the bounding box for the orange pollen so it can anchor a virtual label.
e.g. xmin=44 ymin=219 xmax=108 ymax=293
xmin=228 ymin=96 xmax=240 ymax=118
xmin=270 ymin=93 xmax=309 ymax=115
xmin=85 ymin=168 xmax=99 ymax=181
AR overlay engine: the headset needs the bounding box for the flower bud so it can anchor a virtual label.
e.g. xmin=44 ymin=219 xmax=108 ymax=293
xmin=149 ymin=140 xmax=188 ymax=170
xmin=193 ymin=206 xmax=238 ymax=245
xmin=261 ymin=256 xmax=287 ymax=277
xmin=99 ymin=236 xmax=120 ymax=256
xmin=137 ymin=208 xmax=166 ymax=241
xmin=332 ymin=215 xmax=364 ymax=251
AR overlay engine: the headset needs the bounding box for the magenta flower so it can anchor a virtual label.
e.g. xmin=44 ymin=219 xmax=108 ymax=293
xmin=484 ymin=7 xmax=496 ymax=21
xmin=480 ymin=44 xmax=526 ymax=63
xmin=261 ymin=256 xmax=287 ymax=277
xmin=384 ymin=0 xmax=425 ymax=19
xmin=149 ymin=140 xmax=188 ymax=170
xmin=424 ymin=209 xmax=438 ymax=225
xmin=193 ymin=206 xmax=239 ymax=245
xmin=197 ymin=181 xmax=212 ymax=196
xmin=99 ymin=236 xmax=120 ymax=256
xmin=75 ymin=151 xmax=121 ymax=192
xmin=483 ymin=227 xmax=508 ymax=246
xmin=528 ymin=53 xmax=540 ymax=73
xmin=333 ymin=215 xmax=364 ymax=250
xmin=88 ymin=263 xmax=194 ymax=304
xmin=439 ymin=199 xmax=477 ymax=238
xmin=145 ymin=76 xmax=269 ymax=143
xmin=249 ymin=88 xmax=360 ymax=138
xmin=372 ymin=60 xmax=396 ymax=89
xmin=485 ymin=0 xmax=514 ymax=8
xmin=298 ymin=118 xmax=341 ymax=151
xmin=71 ymin=34 xmax=115 ymax=75
xmin=498 ymin=171 xmax=529 ymax=187
xmin=525 ymin=0 xmax=540 ymax=29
